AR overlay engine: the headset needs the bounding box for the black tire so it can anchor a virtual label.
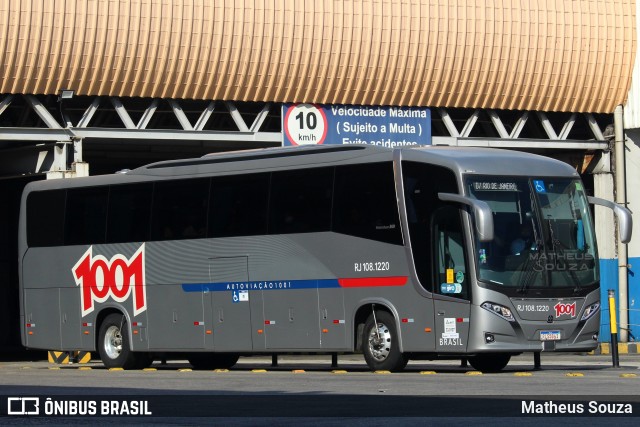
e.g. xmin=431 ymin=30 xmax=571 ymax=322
xmin=468 ymin=353 xmax=511 ymax=373
xmin=362 ymin=310 xmax=408 ymax=372
xmin=97 ymin=313 xmax=141 ymax=369
xmin=188 ymin=353 xmax=240 ymax=370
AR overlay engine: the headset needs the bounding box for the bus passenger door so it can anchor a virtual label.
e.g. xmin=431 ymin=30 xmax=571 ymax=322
xmin=209 ymin=257 xmax=253 ymax=351
xmin=432 ymin=206 xmax=471 ymax=352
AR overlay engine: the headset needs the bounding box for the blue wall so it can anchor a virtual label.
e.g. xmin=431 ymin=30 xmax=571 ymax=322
xmin=599 ymin=257 xmax=639 ymax=342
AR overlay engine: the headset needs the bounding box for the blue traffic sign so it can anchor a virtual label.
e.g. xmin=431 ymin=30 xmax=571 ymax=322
xmin=283 ymin=103 xmax=431 ymax=147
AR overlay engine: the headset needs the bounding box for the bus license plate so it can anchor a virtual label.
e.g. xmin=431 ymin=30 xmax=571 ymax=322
xmin=540 ymin=330 xmax=561 ymax=341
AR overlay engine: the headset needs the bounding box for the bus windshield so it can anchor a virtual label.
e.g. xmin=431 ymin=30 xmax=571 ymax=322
xmin=466 ymin=176 xmax=598 ymax=292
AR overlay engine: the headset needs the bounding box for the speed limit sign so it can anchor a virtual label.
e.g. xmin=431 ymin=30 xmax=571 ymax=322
xmin=283 ymin=103 xmax=328 ymax=145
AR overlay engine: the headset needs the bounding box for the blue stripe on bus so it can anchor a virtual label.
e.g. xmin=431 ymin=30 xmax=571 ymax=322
xmin=182 ymin=278 xmax=341 ymax=293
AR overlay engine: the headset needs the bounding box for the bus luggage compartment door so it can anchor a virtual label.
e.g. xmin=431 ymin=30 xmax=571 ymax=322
xmin=209 ymin=256 xmax=253 ymax=352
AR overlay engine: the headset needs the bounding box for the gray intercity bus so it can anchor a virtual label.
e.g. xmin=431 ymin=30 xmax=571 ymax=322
xmin=18 ymin=145 xmax=631 ymax=372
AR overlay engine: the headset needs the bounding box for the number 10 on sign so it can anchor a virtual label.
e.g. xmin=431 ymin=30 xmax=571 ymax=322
xmin=283 ymin=104 xmax=328 ymax=145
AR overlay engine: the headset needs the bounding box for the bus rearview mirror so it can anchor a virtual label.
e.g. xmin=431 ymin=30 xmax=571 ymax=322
xmin=587 ymin=196 xmax=633 ymax=244
xmin=438 ymin=193 xmax=494 ymax=242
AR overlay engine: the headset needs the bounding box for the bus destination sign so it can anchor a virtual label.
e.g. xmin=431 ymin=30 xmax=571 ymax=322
xmin=472 ymin=182 xmax=518 ymax=191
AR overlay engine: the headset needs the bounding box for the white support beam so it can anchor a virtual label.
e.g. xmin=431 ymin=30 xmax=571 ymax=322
xmin=110 ymin=97 xmax=137 ymax=129
xmin=460 ymin=109 xmax=480 ymax=137
xmin=250 ymin=103 xmax=272 ymax=132
xmin=438 ymin=108 xmax=460 ymax=137
xmin=77 ymin=98 xmax=101 ymax=128
xmin=0 ymin=94 xmax=14 ymax=116
xmin=137 ymin=99 xmax=159 ymax=129
xmin=444 ymin=137 xmax=608 ymax=150
xmin=51 ymin=142 xmax=69 ymax=171
xmin=585 ymin=113 xmax=605 ymax=141
xmin=194 ymin=101 xmax=216 ymax=131
xmin=226 ymin=101 xmax=250 ymax=132
xmin=487 ymin=110 xmax=510 ymax=139
xmin=558 ymin=113 xmax=576 ymax=140
xmin=69 ymin=128 xmax=282 ymax=142
xmin=25 ymin=95 xmax=62 ymax=129
xmin=168 ymin=99 xmax=194 ymax=131
xmin=536 ymin=111 xmax=558 ymax=139
xmin=510 ymin=111 xmax=529 ymax=139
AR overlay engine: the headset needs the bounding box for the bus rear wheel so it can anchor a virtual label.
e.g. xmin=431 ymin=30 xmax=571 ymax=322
xmin=98 ymin=313 xmax=142 ymax=370
xmin=188 ymin=353 xmax=240 ymax=370
xmin=362 ymin=310 xmax=408 ymax=372
xmin=468 ymin=353 xmax=511 ymax=373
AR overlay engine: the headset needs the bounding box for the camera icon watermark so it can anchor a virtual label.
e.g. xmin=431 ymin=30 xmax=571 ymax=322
xmin=7 ymin=397 xmax=40 ymax=415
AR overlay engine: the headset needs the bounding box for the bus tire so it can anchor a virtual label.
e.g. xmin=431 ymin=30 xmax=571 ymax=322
xmin=362 ymin=310 xmax=408 ymax=372
xmin=188 ymin=353 xmax=240 ymax=370
xmin=468 ymin=353 xmax=511 ymax=373
xmin=98 ymin=313 xmax=139 ymax=369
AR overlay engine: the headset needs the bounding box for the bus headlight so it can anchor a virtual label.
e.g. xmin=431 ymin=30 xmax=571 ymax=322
xmin=481 ymin=302 xmax=516 ymax=322
xmin=580 ymin=302 xmax=600 ymax=321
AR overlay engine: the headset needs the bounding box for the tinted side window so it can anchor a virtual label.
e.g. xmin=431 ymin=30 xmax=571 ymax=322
xmin=150 ymin=179 xmax=210 ymax=241
xmin=65 ymin=187 xmax=109 ymax=245
xmin=333 ymin=163 xmax=402 ymax=245
xmin=106 ymin=184 xmax=153 ymax=243
xmin=209 ymin=173 xmax=269 ymax=238
xmin=269 ymin=168 xmax=333 ymax=234
xmin=27 ymin=190 xmax=66 ymax=247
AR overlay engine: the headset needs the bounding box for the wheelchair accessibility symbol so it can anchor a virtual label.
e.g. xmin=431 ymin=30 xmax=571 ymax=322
xmin=533 ymin=180 xmax=546 ymax=193
xmin=232 ymin=290 xmax=249 ymax=303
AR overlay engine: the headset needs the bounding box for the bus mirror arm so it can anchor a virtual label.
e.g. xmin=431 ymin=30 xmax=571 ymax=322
xmin=438 ymin=193 xmax=494 ymax=242
xmin=587 ymin=196 xmax=633 ymax=244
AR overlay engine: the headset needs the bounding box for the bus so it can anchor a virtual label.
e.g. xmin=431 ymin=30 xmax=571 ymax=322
xmin=18 ymin=145 xmax=631 ymax=372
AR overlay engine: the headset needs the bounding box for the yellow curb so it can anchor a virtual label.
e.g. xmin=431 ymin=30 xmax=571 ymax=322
xmin=292 ymin=369 xmax=305 ymax=374
xmin=143 ymin=368 xmax=157 ymax=371
xmin=374 ymin=370 xmax=391 ymax=374
xmin=513 ymin=372 xmax=533 ymax=377
xmin=620 ymin=373 xmax=637 ymax=378
xmin=48 ymin=367 xmax=61 ymax=370
xmin=108 ymin=367 xmax=124 ymax=371
xmin=331 ymin=370 xmax=348 ymax=374
xmin=214 ymin=369 xmax=229 ymax=373
xmin=251 ymin=369 xmax=267 ymax=373
xmin=20 ymin=366 xmax=31 ymax=370
xmin=178 ymin=368 xmax=193 ymax=372
xmin=465 ymin=371 xmax=483 ymax=376
xmin=566 ymin=372 xmax=584 ymax=377
xmin=420 ymin=371 xmax=437 ymax=375
xmin=78 ymin=367 xmax=92 ymax=371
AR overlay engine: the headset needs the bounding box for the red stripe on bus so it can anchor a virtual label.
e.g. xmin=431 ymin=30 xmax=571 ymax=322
xmin=338 ymin=276 xmax=408 ymax=288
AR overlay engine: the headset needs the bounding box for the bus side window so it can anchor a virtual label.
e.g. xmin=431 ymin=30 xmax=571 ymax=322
xmin=27 ymin=190 xmax=66 ymax=247
xmin=333 ymin=163 xmax=402 ymax=245
xmin=209 ymin=173 xmax=269 ymax=238
xmin=150 ymin=178 xmax=210 ymax=241
xmin=106 ymin=184 xmax=152 ymax=243
xmin=269 ymin=168 xmax=333 ymax=234
xmin=65 ymin=187 xmax=109 ymax=246
xmin=432 ymin=206 xmax=469 ymax=300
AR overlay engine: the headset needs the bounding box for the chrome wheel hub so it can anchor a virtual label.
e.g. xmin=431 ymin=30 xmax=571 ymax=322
xmin=367 ymin=322 xmax=392 ymax=361
xmin=104 ymin=325 xmax=123 ymax=360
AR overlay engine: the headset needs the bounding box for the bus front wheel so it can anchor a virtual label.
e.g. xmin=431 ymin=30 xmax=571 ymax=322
xmin=362 ymin=310 xmax=408 ymax=372
xmin=468 ymin=353 xmax=511 ymax=373
xmin=98 ymin=313 xmax=142 ymax=369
